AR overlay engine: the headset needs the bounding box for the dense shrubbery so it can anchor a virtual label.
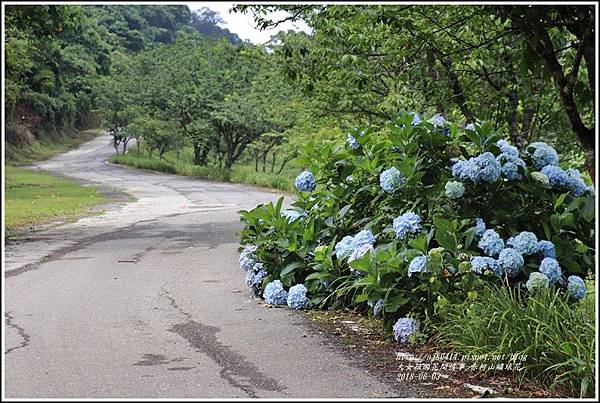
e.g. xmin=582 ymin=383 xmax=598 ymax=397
xmin=238 ymin=113 xmax=595 ymax=393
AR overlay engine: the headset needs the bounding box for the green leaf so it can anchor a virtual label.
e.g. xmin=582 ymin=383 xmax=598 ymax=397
xmin=280 ymin=261 xmax=304 ymax=277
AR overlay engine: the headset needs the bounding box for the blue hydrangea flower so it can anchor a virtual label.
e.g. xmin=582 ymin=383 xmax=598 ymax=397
xmin=335 ymin=235 xmax=355 ymax=259
xmin=452 ymin=152 xmax=501 ymax=183
xmin=444 ymin=181 xmax=465 ymax=199
xmin=474 ymin=218 xmax=486 ymax=237
xmin=379 ymin=167 xmax=405 ymax=193
xmin=246 ymin=266 xmax=268 ymax=294
xmin=497 ymin=248 xmax=524 ymax=277
xmin=282 ymin=208 xmax=307 ymax=222
xmin=478 ymin=229 xmax=504 ymax=256
xmin=541 ymin=165 xmax=569 ymax=187
xmin=411 ymin=112 xmax=421 ymax=126
xmin=393 ymin=317 xmax=419 ymax=343
xmin=497 ymin=151 xmax=526 ymax=181
xmin=407 ymin=255 xmax=427 ymax=277
xmin=393 ymin=212 xmax=422 ymax=240
xmin=539 ymin=257 xmax=562 ymax=283
xmin=428 ymin=114 xmax=449 ymax=134
xmin=565 ymin=168 xmax=587 ymax=197
xmin=531 ymin=171 xmax=550 ymax=185
xmin=295 ymin=170 xmax=317 ymax=192
xmin=373 ymin=299 xmax=384 ymax=316
xmin=465 ymin=122 xmax=475 ymax=131
xmin=537 ymin=240 xmax=556 ymax=259
xmin=347 ymin=133 xmax=360 ymax=149
xmin=586 ymin=185 xmax=595 ymax=197
xmin=263 ymin=280 xmax=288 ymax=305
xmin=287 ymin=284 xmax=309 ymax=310
xmin=567 ymin=275 xmax=586 ymax=301
xmin=348 ymin=243 xmax=374 ymax=263
xmin=353 ymin=229 xmax=376 ymax=247
xmin=526 ymin=272 xmax=550 ymax=293
xmin=528 ymin=142 xmax=559 ymax=169
xmin=507 ymin=231 xmax=539 ymax=255
xmin=471 ymin=256 xmax=500 ymax=275
xmin=239 ymin=244 xmax=258 ymax=271
xmin=496 ymin=139 xmax=520 ymax=157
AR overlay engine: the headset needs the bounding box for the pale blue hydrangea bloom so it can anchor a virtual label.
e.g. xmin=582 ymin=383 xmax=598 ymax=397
xmin=347 ymin=133 xmax=360 ymax=149
xmin=497 ymin=248 xmax=524 ymax=277
xmin=263 ymin=280 xmax=288 ymax=305
xmin=539 ymin=257 xmax=562 ymax=283
xmin=586 ymin=185 xmax=595 ymax=197
xmin=393 ymin=317 xmax=419 ymax=343
xmin=541 ymin=165 xmax=569 ymax=187
xmin=537 ymin=240 xmax=556 ymax=259
xmin=246 ymin=266 xmax=268 ymax=294
xmin=478 ymin=229 xmax=504 ymax=256
xmin=373 ymin=299 xmax=385 ymax=316
xmin=567 ymin=275 xmax=586 ymax=300
xmin=411 ymin=113 xmax=421 ymax=126
xmin=444 ymin=181 xmax=465 ymax=199
xmin=354 ymin=229 xmax=377 ymax=247
xmin=287 ymin=284 xmax=309 ymax=310
xmin=465 ymin=122 xmax=475 ymax=131
xmin=348 ymin=243 xmax=374 ymax=263
xmin=565 ymin=168 xmax=587 ymax=197
xmin=281 ymin=208 xmax=307 ymax=222
xmin=393 ymin=212 xmax=422 ymax=240
xmin=471 ymin=256 xmax=500 ymax=275
xmin=295 ymin=170 xmax=317 ymax=192
xmin=531 ymin=171 xmax=550 ymax=185
xmin=496 ymin=139 xmax=520 ymax=157
xmin=474 ymin=218 xmax=486 ymax=237
xmin=497 ymin=152 xmax=526 ymax=181
xmin=428 ymin=114 xmax=446 ymax=127
xmin=507 ymin=231 xmax=539 ymax=255
xmin=379 ymin=167 xmax=405 ymax=193
xmin=526 ymin=272 xmax=550 ymax=293
xmin=452 ymin=152 xmax=501 ymax=183
xmin=335 ymin=235 xmax=356 ymax=259
xmin=528 ymin=142 xmax=559 ymax=169
xmin=407 ymin=255 xmax=427 ymax=277
xmin=239 ymin=244 xmax=258 ymax=271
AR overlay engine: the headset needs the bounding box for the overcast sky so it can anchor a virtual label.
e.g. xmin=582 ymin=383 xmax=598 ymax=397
xmin=186 ymin=2 xmax=311 ymax=44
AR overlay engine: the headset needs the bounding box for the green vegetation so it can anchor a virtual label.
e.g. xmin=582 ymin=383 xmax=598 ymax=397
xmin=5 ymin=166 xmax=104 ymax=234
xmin=428 ymin=281 xmax=595 ymax=397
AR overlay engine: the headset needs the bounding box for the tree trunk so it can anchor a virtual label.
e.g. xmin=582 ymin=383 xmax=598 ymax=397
xmin=271 ymin=152 xmax=276 ymax=173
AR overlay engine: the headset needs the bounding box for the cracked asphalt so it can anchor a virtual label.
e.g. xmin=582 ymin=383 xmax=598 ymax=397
xmin=4 ymin=135 xmax=433 ymax=398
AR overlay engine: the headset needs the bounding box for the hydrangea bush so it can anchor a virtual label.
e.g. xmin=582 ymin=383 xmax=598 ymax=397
xmin=239 ymin=113 xmax=594 ymax=338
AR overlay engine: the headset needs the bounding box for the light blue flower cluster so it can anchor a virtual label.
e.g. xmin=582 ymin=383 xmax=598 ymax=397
xmin=565 ymin=168 xmax=587 ymax=197
xmin=567 ymin=275 xmax=586 ymax=301
xmin=239 ymin=244 xmax=258 ymax=271
xmin=282 ymin=208 xmax=307 ymax=222
xmin=287 ymin=284 xmax=309 ymax=310
xmin=393 ymin=317 xmax=419 ymax=343
xmin=428 ymin=114 xmax=450 ymax=135
xmin=373 ymin=299 xmax=384 ymax=316
xmin=537 ymin=240 xmax=556 ymax=259
xmin=528 ymin=142 xmax=559 ymax=169
xmin=245 ymin=262 xmax=268 ymax=294
xmin=471 ymin=256 xmax=500 ymax=275
xmin=408 ymin=255 xmax=427 ymax=277
xmin=379 ymin=167 xmax=405 ymax=193
xmin=497 ymin=248 xmax=524 ymax=277
xmin=452 ymin=152 xmax=501 ymax=183
xmin=507 ymin=231 xmax=539 ymax=255
xmin=496 ymin=140 xmax=526 ymax=181
xmin=347 ymin=133 xmax=360 ymax=149
xmin=393 ymin=212 xmax=422 ymax=240
xmin=444 ymin=181 xmax=465 ymax=199
xmin=474 ymin=218 xmax=486 ymax=237
xmin=539 ymin=257 xmax=562 ymax=283
xmin=335 ymin=229 xmax=377 ymax=263
xmin=465 ymin=122 xmax=475 ymax=131
xmin=411 ymin=112 xmax=421 ymax=126
xmin=478 ymin=229 xmax=504 ymax=256
xmin=295 ymin=170 xmax=317 ymax=192
xmin=541 ymin=165 xmax=588 ymax=196
xmin=526 ymin=272 xmax=550 ymax=293
xmin=263 ymin=280 xmax=288 ymax=305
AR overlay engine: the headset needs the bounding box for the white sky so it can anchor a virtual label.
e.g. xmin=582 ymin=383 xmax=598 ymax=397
xmin=186 ymin=2 xmax=311 ymax=44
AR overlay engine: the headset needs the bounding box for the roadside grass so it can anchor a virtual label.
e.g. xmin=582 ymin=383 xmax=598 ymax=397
xmin=4 ymin=165 xmax=104 ymax=236
xmin=110 ymin=148 xmax=298 ymax=192
xmin=426 ymin=280 xmax=596 ymax=398
xmin=5 ymin=128 xmax=104 ymax=164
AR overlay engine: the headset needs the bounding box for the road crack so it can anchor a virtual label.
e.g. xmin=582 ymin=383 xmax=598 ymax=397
xmin=5 ymin=311 xmax=31 ymax=355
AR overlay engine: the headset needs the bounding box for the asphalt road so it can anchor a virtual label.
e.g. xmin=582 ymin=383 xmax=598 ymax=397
xmin=4 ymin=135 xmax=410 ymax=398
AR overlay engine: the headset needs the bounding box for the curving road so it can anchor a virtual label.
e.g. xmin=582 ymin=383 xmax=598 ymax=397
xmin=4 ymin=135 xmax=415 ymax=398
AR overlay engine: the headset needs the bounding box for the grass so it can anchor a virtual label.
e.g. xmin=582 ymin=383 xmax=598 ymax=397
xmin=4 ymin=165 xmax=104 ymax=236
xmin=5 ymin=128 xmax=104 ymax=164
xmin=427 ymin=281 xmax=596 ymax=397
xmin=110 ymin=147 xmax=299 ymax=192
